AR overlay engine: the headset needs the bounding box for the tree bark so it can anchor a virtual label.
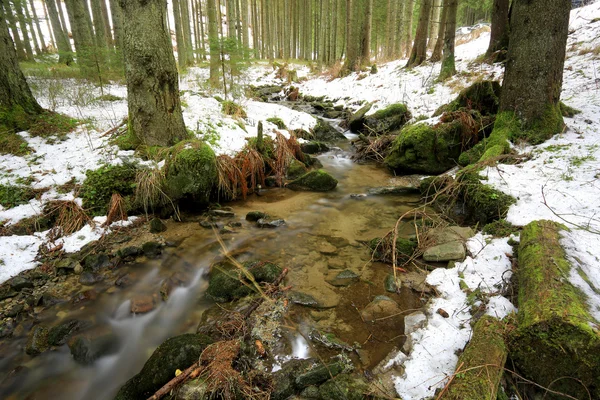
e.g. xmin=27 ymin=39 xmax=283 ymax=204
xmin=406 ymin=0 xmax=431 ymax=67
xmin=23 ymin=0 xmax=42 ymax=54
xmin=29 ymin=0 xmax=47 ymax=52
xmin=427 ymin=0 xmax=441 ymax=50
xmin=180 ymin=0 xmax=194 ymax=62
xmin=172 ymin=0 xmax=188 ymax=66
xmin=207 ymin=0 xmax=220 ymax=86
xmin=90 ymin=0 xmax=109 ymax=54
xmin=485 ymin=0 xmax=509 ymax=59
xmin=99 ymin=0 xmax=113 ymax=48
xmin=0 ymin=10 xmax=43 ymax=119
xmin=65 ymin=0 xmax=98 ymax=78
xmin=46 ymin=0 xmax=73 ymax=63
xmin=108 ymin=0 xmax=123 ymax=52
xmin=118 ymin=0 xmax=188 ymax=147
xmin=429 ymin=0 xmax=446 ymax=62
xmin=499 ymin=0 xmax=571 ymax=135
xmin=402 ymin=0 xmax=413 ymax=58
xmin=42 ymin=0 xmax=58 ymax=50
xmin=15 ymin=0 xmax=36 ymax=59
xmin=438 ymin=0 xmax=456 ymax=80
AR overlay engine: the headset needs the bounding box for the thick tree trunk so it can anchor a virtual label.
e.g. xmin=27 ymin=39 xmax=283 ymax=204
xmin=406 ymin=0 xmax=431 ymax=67
xmin=46 ymin=0 xmax=73 ymax=63
xmin=42 ymin=0 xmax=58 ymax=50
xmin=90 ymin=0 xmax=109 ymax=55
xmin=14 ymin=0 xmax=36 ymax=59
xmin=180 ymin=0 xmax=194 ymax=62
xmin=499 ymin=0 xmax=570 ymax=140
xmin=23 ymin=0 xmax=42 ymax=54
xmin=430 ymin=0 xmax=447 ymax=62
xmin=207 ymin=0 xmax=220 ymax=86
xmin=56 ymin=0 xmax=69 ymax=40
xmin=0 ymin=11 xmax=43 ymax=120
xmin=485 ymin=0 xmax=509 ymax=59
xmin=99 ymin=0 xmax=113 ymax=48
xmin=427 ymin=0 xmax=441 ymax=50
xmin=438 ymin=0 xmax=456 ymax=80
xmin=361 ymin=0 xmax=372 ymax=65
xmin=108 ymin=0 xmax=123 ymax=52
xmin=402 ymin=0 xmax=413 ymax=58
xmin=65 ymin=0 xmax=98 ymax=78
xmin=118 ymin=0 xmax=188 ymax=147
xmin=29 ymin=0 xmax=47 ymax=52
xmin=172 ymin=0 xmax=188 ymax=66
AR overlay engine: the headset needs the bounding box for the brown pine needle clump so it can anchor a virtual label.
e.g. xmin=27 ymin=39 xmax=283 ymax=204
xmin=104 ymin=193 xmax=127 ymax=227
xmin=44 ymin=200 xmax=93 ymax=237
xmin=199 ymin=340 xmax=253 ymax=400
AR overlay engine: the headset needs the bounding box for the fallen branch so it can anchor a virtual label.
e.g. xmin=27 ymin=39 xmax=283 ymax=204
xmin=100 ymin=117 xmax=128 ymax=138
xmin=147 ymin=361 xmax=202 ymax=400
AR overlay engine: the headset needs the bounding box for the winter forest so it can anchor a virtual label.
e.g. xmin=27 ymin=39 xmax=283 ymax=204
xmin=1 ymin=0 xmax=600 ymax=399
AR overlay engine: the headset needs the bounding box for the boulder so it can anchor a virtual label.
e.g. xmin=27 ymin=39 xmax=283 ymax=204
xmin=206 ymin=261 xmax=283 ymax=302
xmin=287 ymin=170 xmax=338 ymax=192
xmin=361 ymin=295 xmax=401 ymax=321
xmin=348 ymin=103 xmax=373 ymax=132
xmin=434 ymin=80 xmax=501 ymax=117
xmin=325 ymin=270 xmax=360 ymax=287
xmin=25 ymin=326 xmax=49 ymax=356
xmin=311 ymin=119 xmax=346 ymax=142
xmin=301 ymin=141 xmax=329 ymax=155
xmin=256 ymin=218 xmax=286 ymax=228
xmin=48 ymin=319 xmax=89 ymax=346
xmin=69 ymin=333 xmax=119 ymax=365
xmin=423 ymin=242 xmax=466 ymax=262
xmin=149 ymin=218 xmax=167 ymax=233
xmin=246 ymin=211 xmax=268 ymax=221
xmin=286 ymin=159 xmax=308 ymax=180
xmin=362 ymin=103 xmax=411 ymax=136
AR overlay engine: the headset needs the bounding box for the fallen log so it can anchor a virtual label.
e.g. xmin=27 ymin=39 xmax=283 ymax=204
xmin=511 ymin=220 xmax=600 ymax=399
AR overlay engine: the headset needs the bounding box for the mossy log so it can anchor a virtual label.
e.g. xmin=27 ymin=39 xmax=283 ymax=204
xmin=511 ymin=220 xmax=600 ymax=399
xmin=441 ymin=315 xmax=508 ymax=400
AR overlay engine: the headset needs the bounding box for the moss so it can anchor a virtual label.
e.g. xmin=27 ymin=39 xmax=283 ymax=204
xmin=482 ymin=219 xmax=519 ymax=237
xmin=80 ymin=164 xmax=137 ymax=216
xmin=370 ymin=103 xmax=408 ymax=120
xmin=0 ymin=184 xmax=37 ymax=208
xmin=27 ymin=111 xmax=78 ymax=138
xmin=0 ymin=105 xmax=30 ymax=134
xmin=362 ymin=103 xmax=412 ymax=135
xmin=435 ymin=81 xmax=501 ymax=116
xmin=559 ymin=102 xmax=581 ymax=117
xmin=164 ymin=140 xmax=217 ymax=206
xmin=0 ymin=132 xmax=31 ymax=156
xmin=286 ymin=158 xmax=308 ymax=180
xmin=312 ymin=118 xmax=345 ymax=141
xmin=459 ymin=172 xmax=516 ymax=224
xmin=347 ymin=102 xmax=373 ymax=132
xmin=384 ymin=121 xmax=464 ymax=175
xmin=442 ymin=316 xmax=508 ymax=400
xmin=206 ymin=260 xmax=283 ymax=302
xmin=221 ymin=101 xmax=247 ymax=118
xmin=114 ymin=128 xmax=140 ymax=151
xmin=266 ymin=117 xmax=287 ymax=129
xmin=511 ymin=221 xmax=600 ymax=399
xmin=317 ymin=374 xmax=369 ymax=400
xmin=286 ymin=169 xmax=338 ymax=192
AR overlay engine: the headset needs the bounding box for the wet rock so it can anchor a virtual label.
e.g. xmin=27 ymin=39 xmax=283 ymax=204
xmin=115 ymin=273 xmax=133 ymax=287
xmin=287 ymin=170 xmax=338 ymax=192
xmin=209 ymin=209 xmax=235 ymax=218
xmin=69 ymin=333 xmax=119 ymax=365
xmin=0 ymin=319 xmax=16 ymax=338
xmin=295 ymin=360 xmax=347 ymax=388
xmin=48 ymin=319 xmax=88 ymax=346
xmin=272 ymin=359 xmax=316 ymax=400
xmin=318 ymin=242 xmax=337 ymax=254
xmin=149 ymin=218 xmax=167 ymax=233
xmin=142 ymin=241 xmax=163 ymax=258
xmin=206 ymin=261 xmax=283 ymax=302
xmin=287 ymin=158 xmax=309 ymax=180
xmin=367 ymin=185 xmax=420 ymax=195
xmin=83 ymin=253 xmax=111 ymax=272
xmin=117 ymin=246 xmax=142 ymax=261
xmin=309 ymin=329 xmax=354 ymax=351
xmin=327 ymin=258 xmax=346 ymax=270
xmin=55 ymin=258 xmax=81 ymax=273
xmin=71 ymin=289 xmax=98 ymax=304
xmin=115 ymin=334 xmax=213 ymax=400
xmin=423 ymin=242 xmax=466 ymax=262
xmin=288 ymin=289 xmax=340 ymax=309
xmin=401 ymin=271 xmax=432 ymax=294
xmin=318 ymin=374 xmax=369 ymax=400
xmin=384 ymin=274 xmax=402 ymax=293
xmin=79 ymin=271 xmax=103 ymax=286
xmin=25 ymin=326 xmax=49 ymax=355
xmin=219 ymin=226 xmax=236 ymax=234
xmin=0 ymin=286 xmax=18 ymax=300
xmin=301 ymin=141 xmax=329 ymax=155
xmin=312 ymin=119 xmax=347 ymax=142
xmin=246 ymin=211 xmax=268 ymax=222
xmin=5 ymin=303 xmax=24 ymax=318
xmin=325 ymin=270 xmax=359 ymax=287
xmin=227 ymin=221 xmax=242 ymax=228
xmin=174 ymin=377 xmax=208 ymax=399
xmin=38 ymin=291 xmax=64 ymax=306
xmin=257 ymin=218 xmax=286 ymax=228
xmin=361 ymin=295 xmax=401 ymax=321
xmin=199 ymin=220 xmax=220 ymax=229
xmin=8 ymin=276 xmax=33 ymax=291
xmin=348 ymin=102 xmax=373 ymax=132
xmin=130 ymin=294 xmax=158 ymax=314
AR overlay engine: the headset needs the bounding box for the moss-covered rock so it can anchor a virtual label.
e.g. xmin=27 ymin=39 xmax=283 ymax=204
xmin=80 ymin=164 xmax=137 ymax=216
xmin=221 ymin=101 xmax=247 ymax=118
xmin=287 ymin=170 xmax=338 ymax=192
xmin=347 ymin=102 xmax=373 ymax=132
xmin=511 ymin=220 xmax=600 ymax=399
xmin=384 ymin=121 xmax=464 ymax=175
xmin=482 ymin=219 xmax=519 ymax=237
xmin=115 ymin=334 xmax=212 ymax=400
xmin=286 ymin=158 xmax=308 ymax=180
xmin=164 ymin=140 xmax=217 ymax=206
xmin=114 ymin=129 xmax=140 ymax=151
xmin=267 ymin=117 xmax=287 ymax=129
xmin=441 ymin=316 xmax=508 ymax=400
xmin=206 ymin=260 xmax=283 ymax=302
xmin=312 ymin=118 xmax=346 ymax=142
xmin=317 ymin=374 xmax=369 ymax=400
xmin=368 ymin=236 xmax=417 ymax=263
xmin=362 ymin=103 xmax=411 ymax=136
xmin=435 ymin=80 xmax=501 ymax=117
xmin=301 ymin=141 xmax=329 ymax=154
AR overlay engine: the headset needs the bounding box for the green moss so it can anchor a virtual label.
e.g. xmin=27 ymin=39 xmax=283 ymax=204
xmin=459 ymin=172 xmax=516 ymax=224
xmin=384 ymin=121 xmax=463 ymax=175
xmin=560 ymin=102 xmax=581 ymax=117
xmin=113 ymin=128 xmax=141 ymax=151
xmin=370 ymin=103 xmax=408 ymax=120
xmin=0 ymin=105 xmax=30 ymax=134
xmin=0 ymin=132 xmax=31 ymax=156
xmin=318 ymin=374 xmax=369 ymax=400
xmin=482 ymin=220 xmax=519 ymax=237
xmin=206 ymin=260 xmax=283 ymax=302
xmin=368 ymin=236 xmax=417 ymax=263
xmin=28 ymin=111 xmax=78 ymax=138
xmin=512 ymin=221 xmax=600 ymax=399
xmin=266 ymin=117 xmax=287 ymax=129
xmin=80 ymin=164 xmax=137 ymax=216
xmin=164 ymin=140 xmax=217 ymax=205
xmin=443 ymin=316 xmax=508 ymax=400
xmin=0 ymin=184 xmax=37 ymax=208
xmin=221 ymin=101 xmax=247 ymax=118
xmin=435 ymin=81 xmax=501 ymax=116
xmin=286 ymin=158 xmax=308 ymax=180
xmin=286 ymin=169 xmax=338 ymax=192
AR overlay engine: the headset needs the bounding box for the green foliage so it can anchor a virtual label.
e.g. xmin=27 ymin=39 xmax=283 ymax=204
xmin=28 ymin=111 xmax=78 ymax=139
xmin=266 ymin=117 xmax=286 ymax=129
xmin=560 ymin=102 xmax=581 ymax=117
xmin=0 ymin=132 xmax=31 ymax=156
xmin=482 ymin=219 xmax=519 ymax=238
xmin=206 ymin=261 xmax=283 ymax=302
xmin=114 ymin=128 xmax=141 ymax=151
xmin=0 ymin=184 xmax=36 ymax=208
xmin=221 ymin=101 xmax=247 ymax=118
xmin=80 ymin=164 xmax=138 ymax=215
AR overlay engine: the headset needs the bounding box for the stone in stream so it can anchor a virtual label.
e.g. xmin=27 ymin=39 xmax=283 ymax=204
xmin=348 ymin=102 xmax=373 ymax=132
xmin=149 ymin=218 xmax=167 ymax=233
xmin=423 ymin=242 xmax=466 ymax=262
xmin=360 ymin=295 xmax=401 ymax=321
xmin=256 ymin=218 xmax=286 ymax=228
xmin=318 ymin=242 xmax=337 ymax=254
xmin=312 ymin=118 xmax=347 ymax=141
xmin=325 ymin=270 xmax=360 ymax=287
xmin=130 ymin=294 xmax=158 ymax=314
xmin=0 ymin=319 xmax=16 ymax=339
xmin=318 ymin=374 xmax=370 ymax=400
xmin=245 ymin=211 xmax=268 ymax=221
xmin=209 ymin=209 xmax=235 ymax=218
xmin=141 ymin=241 xmax=163 ymax=258
xmin=25 ymin=326 xmax=49 ymax=355
xmin=206 ymin=261 xmax=283 ymax=302
xmin=47 ymin=319 xmax=90 ymax=346
xmin=288 ymin=290 xmax=340 ymax=309
xmin=301 ymin=141 xmax=330 ymax=155
xmin=117 ymin=246 xmax=143 ymax=261
xmin=199 ymin=220 xmax=220 ymax=229
xmin=78 ymin=271 xmax=103 ymax=286
xmin=287 ymin=170 xmax=338 ymax=192
xmin=69 ymin=333 xmax=119 ymax=365
xmin=115 ymin=334 xmax=213 ymax=400
xmin=286 ymin=158 xmax=308 ymax=180
xmin=384 ymin=274 xmax=402 ymax=293
xmin=82 ymin=253 xmax=112 ymax=272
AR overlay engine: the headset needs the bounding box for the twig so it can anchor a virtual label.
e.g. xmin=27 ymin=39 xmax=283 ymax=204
xmin=147 ymin=361 xmax=201 ymax=400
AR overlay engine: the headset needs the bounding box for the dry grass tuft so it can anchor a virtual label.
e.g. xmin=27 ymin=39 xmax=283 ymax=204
xmin=199 ymin=340 xmax=254 ymax=400
xmin=287 ymin=133 xmax=304 ymax=162
xmin=321 ymin=60 xmax=344 ymax=81
xmin=44 ymin=200 xmax=93 ymax=237
xmin=269 ymin=131 xmax=296 ymax=186
xmin=216 ymin=154 xmax=245 ymax=200
xmin=104 ymin=193 xmax=127 ymax=227
xmin=352 ymin=134 xmax=397 ymax=163
xmin=236 ymin=147 xmax=266 ymax=194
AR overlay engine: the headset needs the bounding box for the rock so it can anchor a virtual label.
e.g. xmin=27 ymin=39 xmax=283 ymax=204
xmin=361 ymin=295 xmax=401 ymax=321
xmin=142 ymin=241 xmax=163 ymax=258
xmin=48 ymin=319 xmax=89 ymax=346
xmin=301 ymin=141 xmax=329 ymax=154
xmin=55 ymin=258 xmax=81 ymax=273
xmin=25 ymin=326 xmax=49 ymax=355
xmin=219 ymin=226 xmax=236 ymax=234
xmin=209 ymin=209 xmax=235 ymax=218
xmin=71 ymin=289 xmax=98 ymax=304
xmin=79 ymin=271 xmax=103 ymax=285
xmin=246 ymin=211 xmax=268 ymax=222
xmin=323 ymin=110 xmax=343 ymax=119
xmin=328 ymin=259 xmax=346 ymax=270
xmin=206 ymin=261 xmax=283 ymax=302
xmin=74 ymin=263 xmax=83 ymax=274
xmin=271 ymin=359 xmax=316 ymax=400
xmin=199 ymin=220 xmax=220 ymax=229
xmin=369 ymin=236 xmax=417 ymax=263
xmin=286 ymin=158 xmax=308 ymax=180
xmin=434 ymin=80 xmax=501 ymax=117
xmin=404 ymin=311 xmax=427 ymax=336
xmin=83 ymin=253 xmax=111 ymax=272
xmin=130 ymin=294 xmax=158 ymax=314
xmin=325 ymin=270 xmax=359 ymax=287
xmin=362 ymin=103 xmax=411 ymax=136
xmin=8 ymin=276 xmax=33 ymax=291
xmin=295 ymin=361 xmax=347 ymax=389
xmin=149 ymin=218 xmax=167 ymax=233
xmin=423 ymin=242 xmax=466 ymax=262
xmin=384 ymin=274 xmax=402 ymax=293
xmin=309 ymin=329 xmax=353 ymax=351
xmin=318 ymin=374 xmax=369 ymax=400
xmin=38 ymin=291 xmax=64 ymax=306
xmin=288 ymin=290 xmax=340 ymax=309
xmin=117 ymin=246 xmax=143 ymax=260
xmin=174 ymin=377 xmax=208 ymax=399
xmin=426 ymin=226 xmax=475 ymax=244
xmin=0 ymin=286 xmax=18 ymax=300
xmin=0 ymin=319 xmax=16 ymax=339
xmin=348 ymin=102 xmax=373 ymax=132
xmin=227 ymin=221 xmax=242 ymax=228
xmin=115 ymin=334 xmax=213 ymax=400
xmin=318 ymin=242 xmax=337 ymax=254
xmin=312 ymin=119 xmax=346 ymax=142
xmin=69 ymin=333 xmax=119 ymax=365
xmin=287 ymin=170 xmax=338 ymax=192
xmin=401 ymin=271 xmax=432 ymax=293
xmin=257 ymin=218 xmax=286 ymax=228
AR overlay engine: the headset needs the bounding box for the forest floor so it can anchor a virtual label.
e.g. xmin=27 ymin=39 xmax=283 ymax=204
xmin=1 ymin=1 xmax=600 ymax=398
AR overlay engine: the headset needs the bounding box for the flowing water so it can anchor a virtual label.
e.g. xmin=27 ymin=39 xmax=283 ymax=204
xmin=0 ymin=126 xmax=425 ymax=400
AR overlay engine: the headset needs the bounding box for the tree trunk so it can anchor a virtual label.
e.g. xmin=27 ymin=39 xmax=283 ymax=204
xmin=499 ymin=0 xmax=571 ymax=141
xmin=172 ymin=0 xmax=188 ymax=66
xmin=406 ymin=0 xmax=431 ymax=67
xmin=361 ymin=0 xmax=372 ymax=65
xmin=99 ymin=0 xmax=113 ymax=48
xmin=241 ymin=0 xmax=249 ymax=56
xmin=46 ymin=0 xmax=73 ymax=63
xmin=429 ymin=0 xmax=446 ymax=62
xmin=65 ymin=0 xmax=98 ymax=78
xmin=427 ymin=0 xmax=441 ymax=50
xmin=90 ymin=0 xmax=109 ymax=55
xmin=402 ymin=0 xmax=413 ymax=58
xmin=118 ymin=0 xmax=188 ymax=147
xmin=485 ymin=0 xmax=509 ymax=59
xmin=23 ymin=0 xmax=42 ymax=54
xmin=108 ymin=0 xmax=123 ymax=55
xmin=42 ymin=0 xmax=58 ymax=50
xmin=0 ymin=11 xmax=43 ymax=122
xmin=56 ymin=0 xmax=69 ymax=40
xmin=3 ymin=2 xmax=27 ymax=61
xmin=15 ymin=0 xmax=36 ymax=59
xmin=393 ymin=0 xmax=403 ymax=58
xmin=29 ymin=0 xmax=47 ymax=52
xmin=438 ymin=0 xmax=456 ymax=80
xmin=207 ymin=0 xmax=220 ymax=86
xmin=180 ymin=0 xmax=194 ymax=63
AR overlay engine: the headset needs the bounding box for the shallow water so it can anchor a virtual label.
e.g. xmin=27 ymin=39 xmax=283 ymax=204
xmin=0 ymin=131 xmax=425 ymax=400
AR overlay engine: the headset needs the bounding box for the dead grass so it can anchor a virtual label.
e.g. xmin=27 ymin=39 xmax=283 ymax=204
xmin=578 ymin=44 xmax=600 ymax=57
xmin=352 ymin=134 xmax=397 ymax=163
xmin=199 ymin=340 xmax=254 ymax=400
xmin=321 ymin=60 xmax=344 ymax=81
xmin=134 ymin=167 xmax=177 ymax=217
xmin=104 ymin=193 xmax=127 ymax=227
xmin=216 ymin=154 xmax=245 ymax=200
xmin=44 ymin=200 xmax=93 ymax=238
xmin=269 ymin=131 xmax=296 ymax=186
